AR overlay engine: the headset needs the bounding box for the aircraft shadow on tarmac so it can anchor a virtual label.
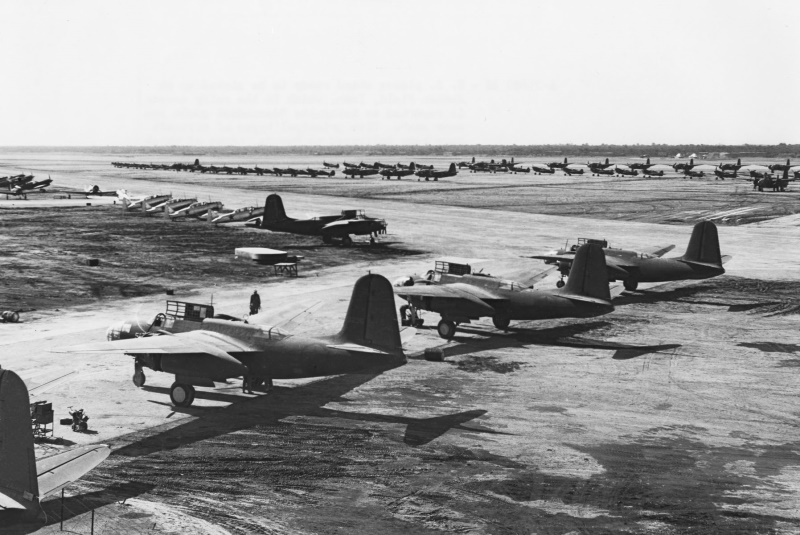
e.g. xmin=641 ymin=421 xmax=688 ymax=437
xmin=111 ymin=369 xmax=505 ymax=460
xmin=3 ymin=482 xmax=157 ymax=533
xmin=614 ymin=286 xmax=780 ymax=313
xmin=433 ymin=321 xmax=681 ymax=361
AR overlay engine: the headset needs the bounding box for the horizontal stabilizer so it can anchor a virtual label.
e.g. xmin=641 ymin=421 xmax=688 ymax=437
xmin=559 ymin=294 xmax=614 ymax=307
xmin=37 ymin=445 xmax=111 ymax=498
xmin=326 ymin=343 xmax=390 ymax=355
xmin=642 ymin=244 xmax=676 ymax=257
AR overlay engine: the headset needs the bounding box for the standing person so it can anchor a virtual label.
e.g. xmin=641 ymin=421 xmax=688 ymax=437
xmin=250 ymin=290 xmax=261 ymax=315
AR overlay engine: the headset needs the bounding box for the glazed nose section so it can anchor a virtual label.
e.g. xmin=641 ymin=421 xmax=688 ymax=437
xmin=106 ymin=321 xmax=126 ymax=341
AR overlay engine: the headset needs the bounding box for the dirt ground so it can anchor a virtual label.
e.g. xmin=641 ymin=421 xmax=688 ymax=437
xmin=1 ymin=151 xmax=799 ymax=534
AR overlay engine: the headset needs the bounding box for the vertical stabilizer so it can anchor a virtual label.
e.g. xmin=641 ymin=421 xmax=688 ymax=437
xmin=448 ymin=163 xmax=456 ymax=174
xmin=261 ymin=194 xmax=288 ymax=228
xmin=681 ymin=221 xmax=722 ymax=266
xmin=337 ymin=274 xmax=402 ymax=355
xmin=563 ymin=244 xmax=611 ymax=301
xmin=0 ymin=370 xmax=38 ymax=508
xmin=409 ymin=162 xmax=416 ymax=172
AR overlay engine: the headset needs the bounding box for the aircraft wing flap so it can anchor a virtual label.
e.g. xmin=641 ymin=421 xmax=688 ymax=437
xmin=37 ymin=445 xmax=111 ymax=498
xmin=559 ymin=294 xmax=614 ymax=307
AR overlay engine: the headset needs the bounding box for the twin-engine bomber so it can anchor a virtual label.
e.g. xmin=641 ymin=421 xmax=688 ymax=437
xmin=395 ymin=243 xmax=614 ymax=340
xmin=253 ymin=194 xmax=387 ymax=246
xmin=61 ymin=275 xmax=408 ymax=408
xmin=532 ymin=220 xmax=731 ymax=291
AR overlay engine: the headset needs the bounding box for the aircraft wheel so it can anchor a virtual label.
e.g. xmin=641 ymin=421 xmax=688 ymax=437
xmin=556 ymin=279 xmax=566 ymax=288
xmin=437 ymin=319 xmax=457 ymax=340
xmin=623 ymin=280 xmax=639 ymax=292
xmin=170 ymin=382 xmax=195 ymax=407
xmin=322 ymin=235 xmax=333 ymax=244
xmin=133 ymin=368 xmax=146 ymax=387
xmin=424 ymin=348 xmax=445 ymax=362
xmin=341 ymin=236 xmax=353 ymax=247
xmin=492 ymin=315 xmax=511 ymax=330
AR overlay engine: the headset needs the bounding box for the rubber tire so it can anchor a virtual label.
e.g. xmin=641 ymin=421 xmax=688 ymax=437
xmin=322 ymin=235 xmax=333 ymax=244
xmin=492 ymin=316 xmax=511 ymax=330
xmin=170 ymin=383 xmax=195 ymax=407
xmin=556 ymin=279 xmax=566 ymax=288
xmin=624 ymin=280 xmax=639 ymax=291
xmin=437 ymin=319 xmax=456 ymax=340
xmin=342 ymin=236 xmax=353 ymax=247
xmin=133 ymin=369 xmax=146 ymax=387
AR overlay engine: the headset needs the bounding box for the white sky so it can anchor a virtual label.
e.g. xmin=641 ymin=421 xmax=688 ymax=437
xmin=0 ymin=0 xmax=798 ymax=146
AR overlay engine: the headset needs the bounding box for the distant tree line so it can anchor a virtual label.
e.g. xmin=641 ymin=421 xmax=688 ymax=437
xmin=5 ymin=144 xmax=799 ymax=158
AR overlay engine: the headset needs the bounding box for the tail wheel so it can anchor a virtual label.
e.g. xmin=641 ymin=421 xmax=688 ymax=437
xmin=170 ymin=382 xmax=196 ymax=407
xmin=341 ymin=236 xmax=353 ymax=247
xmin=623 ymin=280 xmax=639 ymax=291
xmin=437 ymin=319 xmax=456 ymax=340
xmin=556 ymin=279 xmax=566 ymax=288
xmin=492 ymin=315 xmax=511 ymax=330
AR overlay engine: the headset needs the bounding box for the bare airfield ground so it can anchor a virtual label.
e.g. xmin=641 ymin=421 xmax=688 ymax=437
xmin=1 ymin=152 xmax=799 ymax=534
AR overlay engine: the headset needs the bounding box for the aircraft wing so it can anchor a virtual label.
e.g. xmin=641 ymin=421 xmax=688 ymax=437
xmin=529 ymin=254 xmax=573 ymax=264
xmin=640 ymin=244 xmax=676 ymax=257
xmin=37 ymin=445 xmax=111 ymax=498
xmin=56 ymin=330 xmax=255 ymax=363
xmin=394 ymin=283 xmax=502 ymax=316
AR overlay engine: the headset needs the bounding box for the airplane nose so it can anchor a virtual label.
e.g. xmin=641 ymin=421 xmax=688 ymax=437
xmin=106 ymin=321 xmax=129 ymax=341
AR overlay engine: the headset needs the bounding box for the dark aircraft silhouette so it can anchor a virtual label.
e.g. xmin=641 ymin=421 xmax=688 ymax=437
xmin=548 ymin=158 xmax=569 ymax=170
xmin=683 ymin=168 xmax=705 ymax=179
xmin=592 ymin=167 xmax=615 ymax=176
xmin=415 ymin=163 xmax=458 ymax=181
xmin=562 ymin=167 xmax=584 ymax=176
xmin=253 ymin=166 xmax=275 ymax=176
xmin=587 ymin=158 xmax=613 ymax=170
xmin=768 ymin=159 xmax=793 ymax=173
xmin=306 ymin=168 xmax=336 ymax=177
xmin=8 ymin=176 xmax=53 ymax=194
xmin=371 ymin=162 xmax=396 ymax=169
xmin=380 ymin=163 xmax=416 ymax=179
xmin=713 ymin=167 xmax=737 ymax=180
xmin=509 ymin=163 xmax=531 ymax=174
xmin=755 ymin=168 xmax=794 ymax=191
xmin=323 ymin=161 xmax=340 ymax=168
xmin=63 ymin=275 xmax=408 ymax=407
xmin=642 ymin=168 xmax=665 ymax=177
xmin=255 ymin=194 xmax=387 ymax=246
xmin=343 ymin=167 xmax=380 ymax=178
xmin=615 ymin=167 xmax=639 ymax=177
xmin=719 ymin=158 xmax=742 ymax=171
xmin=532 ymin=221 xmax=730 ymax=292
xmin=629 ymin=158 xmax=654 ymax=170
xmin=342 ymin=162 xmax=359 ymax=169
xmin=531 ymin=164 xmax=555 ymax=175
xmin=0 ymin=369 xmax=110 ymax=524
xmin=672 ymin=158 xmax=695 ymax=172
xmin=395 ymin=243 xmax=613 ymax=339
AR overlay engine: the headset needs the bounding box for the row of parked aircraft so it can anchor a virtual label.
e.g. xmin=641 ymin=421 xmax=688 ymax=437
xmin=113 ymin=190 xmax=387 ymax=246
xmin=1 ymin=174 xmax=54 ymax=196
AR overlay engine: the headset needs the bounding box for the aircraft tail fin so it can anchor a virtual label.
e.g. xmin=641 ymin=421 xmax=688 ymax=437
xmin=563 ymin=244 xmax=611 ymax=302
xmin=262 ymin=194 xmax=288 ymax=227
xmin=646 ymin=157 xmax=651 ymax=165
xmin=605 ymin=158 xmax=609 ymax=165
xmin=737 ymin=158 xmax=741 ymax=166
xmin=409 ymin=162 xmax=416 ymax=172
xmin=564 ymin=157 xmax=568 ymax=164
xmin=681 ymin=221 xmax=723 ymax=266
xmin=0 ymin=370 xmax=39 ymax=509
xmin=690 ymin=158 xmax=694 ymax=166
xmin=448 ymin=163 xmax=456 ymax=174
xmin=336 ymin=274 xmax=403 ymax=357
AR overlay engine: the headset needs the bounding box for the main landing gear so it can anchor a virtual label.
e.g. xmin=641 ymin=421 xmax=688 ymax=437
xmin=133 ymin=363 xmax=146 ymax=387
xmin=170 ymin=382 xmax=196 ymax=407
xmin=437 ymin=319 xmax=457 ymax=340
xmin=623 ymin=280 xmax=639 ymax=291
xmin=556 ymin=278 xmax=566 ymax=288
